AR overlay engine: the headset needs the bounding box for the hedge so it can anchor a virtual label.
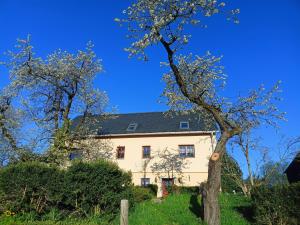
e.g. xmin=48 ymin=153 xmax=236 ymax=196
xmin=0 ymin=162 xmax=64 ymax=214
xmin=251 ymin=182 xmax=300 ymax=225
xmin=0 ymin=160 xmax=133 ymax=218
xmin=63 ymin=160 xmax=133 ymax=216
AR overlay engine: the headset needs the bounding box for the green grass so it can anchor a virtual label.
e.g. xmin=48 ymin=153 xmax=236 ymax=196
xmin=124 ymin=193 xmax=252 ymax=225
xmin=0 ymin=193 xmax=252 ymax=225
xmin=125 ymin=193 xmax=202 ymax=225
xmin=220 ymin=193 xmax=252 ymax=225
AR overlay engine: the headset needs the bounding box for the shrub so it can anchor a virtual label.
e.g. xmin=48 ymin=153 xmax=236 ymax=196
xmin=251 ymin=182 xmax=300 ymax=225
xmin=147 ymin=184 xmax=158 ymax=196
xmin=0 ymin=161 xmax=64 ymax=215
xmin=0 ymin=160 xmax=134 ymax=219
xmin=164 ymin=185 xmax=199 ymax=195
xmin=132 ymin=186 xmax=154 ymax=203
xmin=63 ymin=160 xmax=133 ymax=216
xmin=177 ymin=186 xmax=199 ymax=194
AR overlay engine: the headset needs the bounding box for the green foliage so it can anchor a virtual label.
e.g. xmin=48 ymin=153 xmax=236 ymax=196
xmin=0 ymin=216 xmax=111 ymax=225
xmin=177 ymin=186 xmax=199 ymax=194
xmin=64 ymin=160 xmax=133 ymax=216
xmin=47 ymin=120 xmax=72 ymax=165
xmin=164 ymin=185 xmax=199 ymax=195
xmin=0 ymin=193 xmax=251 ymax=225
xmin=0 ymin=160 xmax=133 ymax=219
xmin=121 ymin=193 xmax=251 ymax=225
xmin=146 ymin=184 xmax=158 ymax=196
xmin=220 ymin=193 xmax=252 ymax=225
xmin=132 ymin=186 xmax=154 ymax=203
xmin=251 ymin=183 xmax=300 ymax=225
xmin=125 ymin=193 xmax=202 ymax=225
xmin=0 ymin=162 xmax=64 ymax=215
xmin=221 ymin=153 xmax=243 ymax=193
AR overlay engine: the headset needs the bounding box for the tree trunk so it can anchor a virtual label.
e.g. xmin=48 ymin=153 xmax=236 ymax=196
xmin=203 ymin=160 xmax=221 ymax=225
xmin=203 ymin=136 xmax=227 ymax=225
xmin=53 ymin=87 xmax=62 ymax=132
xmin=245 ymin=147 xmax=254 ymax=187
xmin=0 ymin=116 xmax=18 ymax=151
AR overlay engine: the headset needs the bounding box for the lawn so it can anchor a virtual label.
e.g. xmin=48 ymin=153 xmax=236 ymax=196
xmin=0 ymin=193 xmax=252 ymax=225
xmin=125 ymin=193 xmax=252 ymax=225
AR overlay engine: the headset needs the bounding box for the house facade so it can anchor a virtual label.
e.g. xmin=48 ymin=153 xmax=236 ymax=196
xmin=72 ymin=112 xmax=216 ymax=197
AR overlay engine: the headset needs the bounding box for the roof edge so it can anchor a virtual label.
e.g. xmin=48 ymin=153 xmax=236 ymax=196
xmin=78 ymin=130 xmax=217 ymax=139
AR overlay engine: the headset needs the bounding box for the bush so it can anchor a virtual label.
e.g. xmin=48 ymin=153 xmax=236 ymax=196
xmin=164 ymin=185 xmax=199 ymax=195
xmin=63 ymin=160 xmax=133 ymax=216
xmin=132 ymin=186 xmax=154 ymax=203
xmin=147 ymin=184 xmax=158 ymax=196
xmin=251 ymin=183 xmax=300 ymax=225
xmin=177 ymin=186 xmax=199 ymax=194
xmin=0 ymin=162 xmax=64 ymax=215
xmin=0 ymin=160 xmax=134 ymax=219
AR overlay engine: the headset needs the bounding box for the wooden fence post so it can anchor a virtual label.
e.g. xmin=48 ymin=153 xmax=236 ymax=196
xmin=120 ymin=199 xmax=128 ymax=225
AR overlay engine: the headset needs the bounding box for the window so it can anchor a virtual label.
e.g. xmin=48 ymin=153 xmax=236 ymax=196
xmin=180 ymin=121 xmax=189 ymax=129
xmin=141 ymin=178 xmax=150 ymax=187
xmin=116 ymin=146 xmax=125 ymax=159
xmin=179 ymin=145 xmax=195 ymax=158
xmin=127 ymin=123 xmax=138 ymax=132
xmin=69 ymin=152 xmax=82 ymax=160
xmin=142 ymin=146 xmax=151 ymax=158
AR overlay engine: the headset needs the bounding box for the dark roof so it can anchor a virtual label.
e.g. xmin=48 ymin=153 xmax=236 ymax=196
xmin=71 ymin=111 xmax=216 ymax=136
xmin=284 ymin=152 xmax=300 ymax=183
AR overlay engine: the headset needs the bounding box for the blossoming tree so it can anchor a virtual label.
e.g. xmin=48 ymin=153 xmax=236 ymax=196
xmin=2 ymin=36 xmax=108 ymax=164
xmin=117 ymin=1 xmax=284 ymax=224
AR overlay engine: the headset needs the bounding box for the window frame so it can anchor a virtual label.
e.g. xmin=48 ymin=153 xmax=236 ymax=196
xmin=142 ymin=146 xmax=151 ymax=159
xmin=179 ymin=145 xmax=195 ymax=158
xmin=179 ymin=121 xmax=190 ymax=129
xmin=116 ymin=146 xmax=125 ymax=159
xmin=126 ymin=123 xmax=138 ymax=132
xmin=141 ymin=178 xmax=150 ymax=187
xmin=69 ymin=152 xmax=82 ymax=161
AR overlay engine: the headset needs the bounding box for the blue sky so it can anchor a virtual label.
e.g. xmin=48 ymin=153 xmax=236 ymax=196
xmin=0 ymin=0 xmax=299 ymax=172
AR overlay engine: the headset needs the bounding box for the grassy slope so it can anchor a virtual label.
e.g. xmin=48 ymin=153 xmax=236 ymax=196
xmin=124 ymin=193 xmax=251 ymax=225
xmin=0 ymin=193 xmax=252 ymax=225
xmin=220 ymin=194 xmax=252 ymax=225
xmin=124 ymin=194 xmax=201 ymax=225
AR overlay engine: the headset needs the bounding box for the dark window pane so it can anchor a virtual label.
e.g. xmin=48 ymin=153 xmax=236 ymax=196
xmin=117 ymin=146 xmax=125 ymax=159
xmin=180 ymin=121 xmax=189 ymax=129
xmin=69 ymin=152 xmax=81 ymax=160
xmin=142 ymin=146 xmax=151 ymax=158
xmin=141 ymin=178 xmax=150 ymax=187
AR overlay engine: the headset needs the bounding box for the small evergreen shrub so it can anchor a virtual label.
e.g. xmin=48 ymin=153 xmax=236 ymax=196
xmin=132 ymin=186 xmax=153 ymax=203
xmin=251 ymin=183 xmax=300 ymax=225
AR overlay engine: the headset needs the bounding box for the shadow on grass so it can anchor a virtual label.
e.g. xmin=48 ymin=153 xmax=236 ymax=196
xmin=189 ymin=194 xmax=203 ymax=220
xmin=234 ymin=205 xmax=254 ymax=223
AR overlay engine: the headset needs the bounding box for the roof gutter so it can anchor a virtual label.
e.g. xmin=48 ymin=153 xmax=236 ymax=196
xmin=80 ymin=130 xmax=217 ymax=139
